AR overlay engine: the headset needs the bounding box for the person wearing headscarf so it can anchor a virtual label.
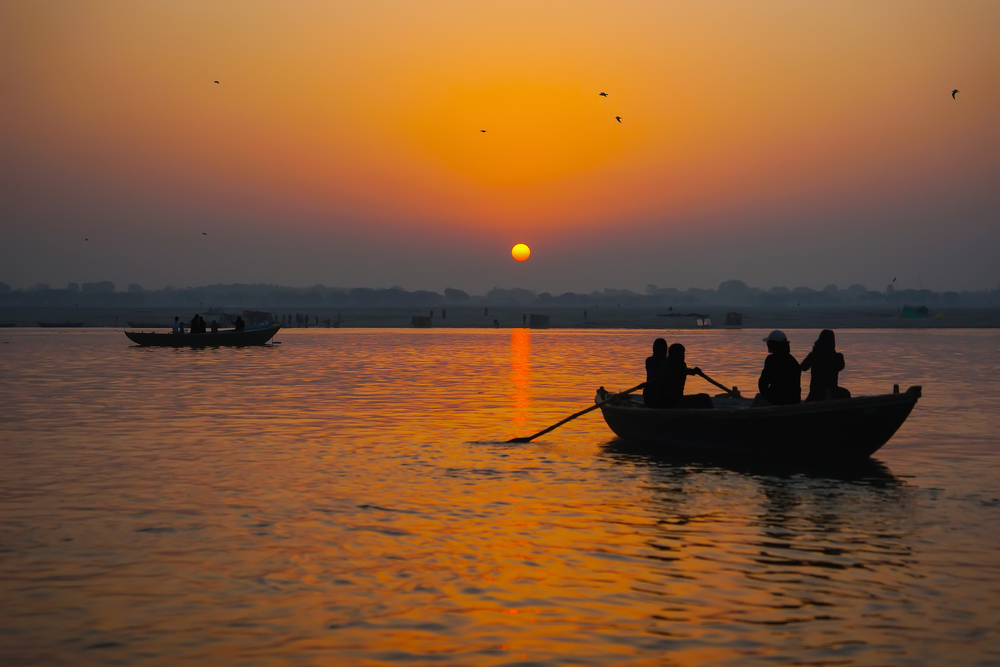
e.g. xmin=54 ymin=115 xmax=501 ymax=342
xmin=800 ymin=329 xmax=851 ymax=401
xmin=643 ymin=338 xmax=669 ymax=407
xmin=756 ymin=330 xmax=801 ymax=406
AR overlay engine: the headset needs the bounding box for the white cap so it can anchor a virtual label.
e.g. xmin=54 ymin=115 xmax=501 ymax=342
xmin=763 ymin=330 xmax=787 ymax=342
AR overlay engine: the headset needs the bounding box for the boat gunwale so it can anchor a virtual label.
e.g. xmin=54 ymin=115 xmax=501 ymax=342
xmin=597 ymin=386 xmax=921 ymax=420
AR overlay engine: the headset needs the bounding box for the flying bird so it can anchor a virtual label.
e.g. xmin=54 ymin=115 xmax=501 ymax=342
xmin=85 ymin=238 xmax=88 ymax=241
xmin=951 ymin=89 xmax=959 ymax=99
xmin=480 ymin=129 xmax=486 ymax=132
xmin=214 ymin=80 xmax=219 ymax=84
xmin=615 ymin=116 xmax=621 ymax=123
xmin=599 ymin=92 xmax=608 ymax=97
xmin=202 ymin=232 xmax=207 ymax=235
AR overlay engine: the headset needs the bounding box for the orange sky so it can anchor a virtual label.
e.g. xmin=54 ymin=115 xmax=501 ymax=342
xmin=2 ymin=1 xmax=998 ymax=291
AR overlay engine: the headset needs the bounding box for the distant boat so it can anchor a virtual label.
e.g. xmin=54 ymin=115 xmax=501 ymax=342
xmin=38 ymin=321 xmax=85 ymax=328
xmin=596 ymin=385 xmax=921 ymax=460
xmin=124 ymin=325 xmax=280 ymax=347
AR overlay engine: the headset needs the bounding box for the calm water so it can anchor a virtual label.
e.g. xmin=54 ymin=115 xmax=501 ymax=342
xmin=2 ymin=328 xmax=999 ymax=666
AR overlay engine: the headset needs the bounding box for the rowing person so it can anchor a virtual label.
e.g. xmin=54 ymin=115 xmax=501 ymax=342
xmin=646 ymin=342 xmax=714 ymax=409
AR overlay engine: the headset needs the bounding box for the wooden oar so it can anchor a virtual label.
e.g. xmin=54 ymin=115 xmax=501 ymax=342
xmin=508 ymin=382 xmax=645 ymax=444
xmin=696 ymin=370 xmax=739 ymax=397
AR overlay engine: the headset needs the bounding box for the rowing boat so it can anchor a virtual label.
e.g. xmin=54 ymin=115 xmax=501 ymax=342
xmin=124 ymin=325 xmax=280 ymax=348
xmin=596 ymin=385 xmax=921 ymax=459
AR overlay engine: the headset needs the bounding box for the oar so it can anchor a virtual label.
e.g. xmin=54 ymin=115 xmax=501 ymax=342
xmin=508 ymin=382 xmax=645 ymax=444
xmin=696 ymin=370 xmax=739 ymax=397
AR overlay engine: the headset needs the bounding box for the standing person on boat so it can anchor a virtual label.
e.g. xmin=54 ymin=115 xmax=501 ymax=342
xmin=660 ymin=343 xmax=713 ymax=408
xmin=172 ymin=316 xmax=180 ymax=333
xmin=234 ymin=316 xmax=245 ymax=331
xmin=800 ymin=329 xmax=851 ymax=401
xmin=755 ymin=330 xmax=801 ymax=406
xmin=643 ymin=338 xmax=669 ymax=407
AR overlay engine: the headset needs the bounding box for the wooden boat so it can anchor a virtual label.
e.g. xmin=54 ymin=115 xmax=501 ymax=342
xmin=596 ymin=385 xmax=921 ymax=460
xmin=124 ymin=325 xmax=280 ymax=348
xmin=38 ymin=321 xmax=85 ymax=327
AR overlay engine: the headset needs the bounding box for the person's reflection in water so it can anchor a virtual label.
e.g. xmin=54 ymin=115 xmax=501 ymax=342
xmin=754 ymin=330 xmax=801 ymax=406
xmin=801 ymin=329 xmax=851 ymax=402
xmin=643 ymin=338 xmax=668 ymax=407
xmin=659 ymin=343 xmax=713 ymax=409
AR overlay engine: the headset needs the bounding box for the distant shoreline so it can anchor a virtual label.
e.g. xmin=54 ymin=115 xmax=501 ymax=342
xmin=3 ymin=306 xmax=999 ymax=329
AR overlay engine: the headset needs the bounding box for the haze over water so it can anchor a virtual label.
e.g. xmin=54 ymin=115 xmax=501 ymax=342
xmin=2 ymin=328 xmax=999 ymax=665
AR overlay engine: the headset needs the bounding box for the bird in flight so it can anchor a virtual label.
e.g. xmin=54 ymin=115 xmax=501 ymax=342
xmin=615 ymin=116 xmax=622 ymax=123
xmin=480 ymin=129 xmax=486 ymax=132
xmin=202 ymin=232 xmax=207 ymax=235
xmin=951 ymin=89 xmax=959 ymax=99
xmin=85 ymin=238 xmax=88 ymax=241
xmin=599 ymin=92 xmax=608 ymax=97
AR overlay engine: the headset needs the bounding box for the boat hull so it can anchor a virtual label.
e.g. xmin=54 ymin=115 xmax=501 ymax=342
xmin=598 ymin=386 xmax=921 ymax=460
xmin=124 ymin=325 xmax=280 ymax=348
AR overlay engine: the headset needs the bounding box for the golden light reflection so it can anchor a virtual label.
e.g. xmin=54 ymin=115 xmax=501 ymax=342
xmin=509 ymin=330 xmax=531 ymax=430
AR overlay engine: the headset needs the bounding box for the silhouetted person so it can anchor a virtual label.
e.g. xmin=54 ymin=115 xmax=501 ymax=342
xmin=178 ymin=320 xmax=186 ymax=334
xmin=485 ymin=308 xmax=489 ymax=316
xmin=659 ymin=343 xmax=713 ymax=408
xmin=172 ymin=316 xmax=180 ymax=333
xmin=643 ymin=338 xmax=668 ymax=407
xmin=234 ymin=316 xmax=245 ymax=331
xmin=211 ymin=320 xmax=219 ymax=333
xmin=493 ymin=319 xmax=499 ymax=328
xmin=442 ymin=309 xmax=446 ymax=319
xmin=584 ymin=309 xmax=588 ymax=320
xmin=523 ymin=314 xmax=527 ymax=326
xmin=756 ymin=330 xmax=801 ymax=406
xmin=801 ymin=329 xmax=851 ymax=402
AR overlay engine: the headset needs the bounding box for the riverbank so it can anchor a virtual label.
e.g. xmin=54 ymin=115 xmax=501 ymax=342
xmin=3 ymin=306 xmax=1000 ymax=329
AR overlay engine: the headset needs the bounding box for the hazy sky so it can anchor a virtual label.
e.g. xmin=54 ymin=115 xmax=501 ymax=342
xmin=2 ymin=1 xmax=998 ymax=293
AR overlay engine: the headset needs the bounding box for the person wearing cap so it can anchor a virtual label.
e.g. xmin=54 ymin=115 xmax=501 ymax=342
xmin=800 ymin=329 xmax=851 ymax=402
xmin=756 ymin=330 xmax=801 ymax=406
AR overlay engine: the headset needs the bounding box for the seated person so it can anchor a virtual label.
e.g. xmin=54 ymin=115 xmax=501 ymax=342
xmin=643 ymin=338 xmax=668 ymax=407
xmin=755 ymin=330 xmax=801 ymax=406
xmin=801 ymin=329 xmax=851 ymax=401
xmin=234 ymin=316 xmax=245 ymax=331
xmin=657 ymin=343 xmax=714 ymax=409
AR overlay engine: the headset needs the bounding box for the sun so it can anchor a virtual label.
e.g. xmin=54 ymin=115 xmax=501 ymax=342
xmin=511 ymin=243 xmax=531 ymax=262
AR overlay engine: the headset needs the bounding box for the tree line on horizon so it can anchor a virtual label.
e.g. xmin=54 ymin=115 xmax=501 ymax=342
xmin=2 ymin=279 xmax=999 ymax=309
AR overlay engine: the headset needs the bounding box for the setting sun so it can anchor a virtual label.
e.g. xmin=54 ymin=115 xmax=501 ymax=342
xmin=511 ymin=243 xmax=531 ymax=262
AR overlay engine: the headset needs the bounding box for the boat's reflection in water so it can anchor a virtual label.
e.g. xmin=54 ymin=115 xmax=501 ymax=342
xmin=599 ymin=440 xmax=919 ymax=653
